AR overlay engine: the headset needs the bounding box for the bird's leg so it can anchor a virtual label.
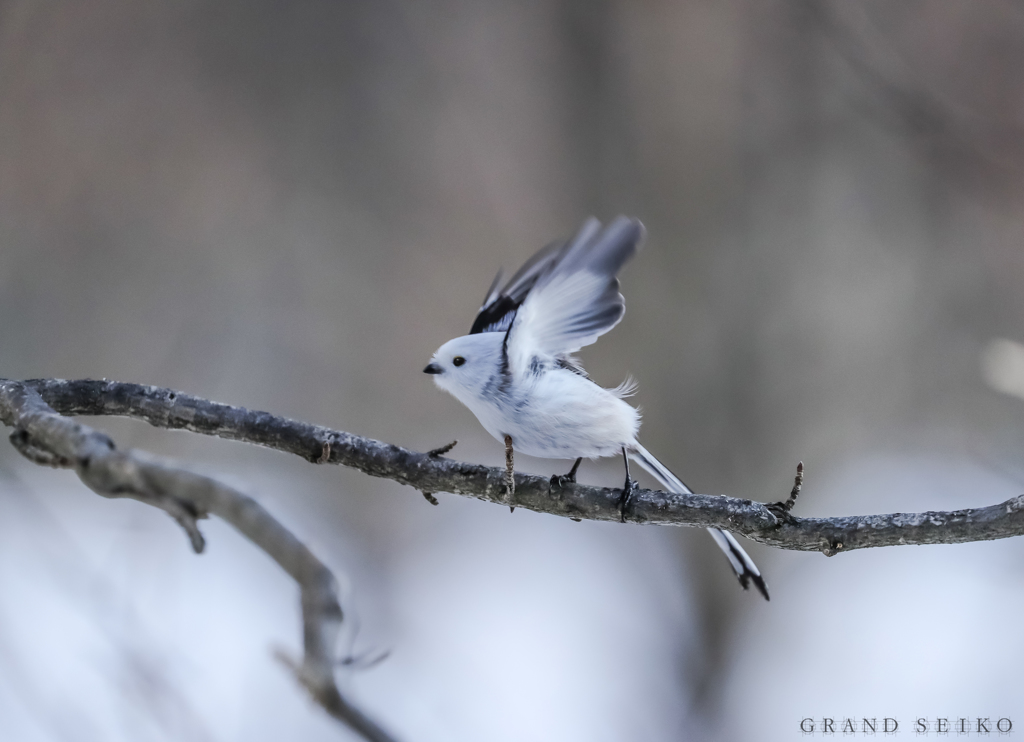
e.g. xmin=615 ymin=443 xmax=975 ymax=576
xmin=504 ymin=434 xmax=516 ymax=513
xmin=550 ymin=457 xmax=583 ymax=489
xmin=618 ymin=447 xmax=638 ymax=523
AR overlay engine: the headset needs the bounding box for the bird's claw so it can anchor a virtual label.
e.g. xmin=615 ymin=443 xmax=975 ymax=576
xmin=550 ymin=472 xmax=575 ymax=489
xmin=551 ymin=457 xmax=582 ymax=489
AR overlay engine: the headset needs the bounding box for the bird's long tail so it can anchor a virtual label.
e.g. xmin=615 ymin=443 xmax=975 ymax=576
xmin=629 ymin=443 xmax=769 ymax=601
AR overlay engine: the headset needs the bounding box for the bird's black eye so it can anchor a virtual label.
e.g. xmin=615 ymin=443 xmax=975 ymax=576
xmin=453 ymin=356 xmax=466 ymax=367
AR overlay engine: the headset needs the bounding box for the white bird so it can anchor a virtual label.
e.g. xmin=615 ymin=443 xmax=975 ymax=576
xmin=424 ymin=216 xmax=768 ymax=600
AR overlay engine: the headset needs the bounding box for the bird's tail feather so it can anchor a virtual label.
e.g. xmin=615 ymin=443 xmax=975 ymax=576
xmin=629 ymin=443 xmax=769 ymax=601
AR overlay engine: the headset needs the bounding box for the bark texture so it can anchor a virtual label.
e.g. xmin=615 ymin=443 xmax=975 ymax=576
xmin=5 ymin=378 xmax=1023 ymax=556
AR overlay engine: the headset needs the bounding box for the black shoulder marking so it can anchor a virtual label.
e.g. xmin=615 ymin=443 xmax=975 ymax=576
xmin=470 ymin=301 xmax=517 ymax=335
xmin=497 ymin=323 xmax=512 ymax=391
xmin=469 ymin=239 xmax=566 ymax=335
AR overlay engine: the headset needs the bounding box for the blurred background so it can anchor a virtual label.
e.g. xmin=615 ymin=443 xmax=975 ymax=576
xmin=0 ymin=1 xmax=1023 ymax=740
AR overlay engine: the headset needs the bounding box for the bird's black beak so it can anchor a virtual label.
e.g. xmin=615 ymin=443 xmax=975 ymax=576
xmin=423 ymin=362 xmax=443 ymax=375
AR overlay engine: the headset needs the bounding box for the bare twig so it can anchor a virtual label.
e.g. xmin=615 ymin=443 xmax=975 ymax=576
xmin=767 ymin=462 xmax=804 ymax=524
xmin=4 ymin=378 xmax=1024 ymax=558
xmin=789 ymin=461 xmax=804 ymax=507
xmin=427 ymin=440 xmax=458 ymax=458
xmin=0 ymin=380 xmax=397 ymax=742
xmin=421 ymin=441 xmax=457 ymax=505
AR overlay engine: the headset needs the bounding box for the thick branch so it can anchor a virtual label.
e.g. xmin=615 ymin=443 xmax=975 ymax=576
xmin=8 ymin=378 xmax=1024 ymax=556
xmin=0 ymin=381 xmax=397 ymax=742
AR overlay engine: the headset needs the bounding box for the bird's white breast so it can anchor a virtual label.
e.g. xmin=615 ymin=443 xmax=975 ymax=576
xmin=467 ymin=365 xmax=640 ymax=460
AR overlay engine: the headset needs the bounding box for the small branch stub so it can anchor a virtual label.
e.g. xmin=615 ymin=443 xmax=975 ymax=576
xmin=820 ymin=537 xmax=845 ymax=557
xmin=317 ymin=436 xmax=333 ymax=464
xmin=427 ymin=440 xmax=458 ymax=458
xmin=787 ymin=461 xmax=804 ymax=511
xmin=767 ymin=461 xmax=805 ymax=524
xmin=422 ymin=441 xmax=457 ymax=505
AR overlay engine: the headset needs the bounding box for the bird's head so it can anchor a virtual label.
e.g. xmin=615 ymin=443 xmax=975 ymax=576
xmin=424 ymin=333 xmax=503 ymax=401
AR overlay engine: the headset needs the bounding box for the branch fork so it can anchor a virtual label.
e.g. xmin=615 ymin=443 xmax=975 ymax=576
xmin=0 ymin=380 xmax=397 ymax=742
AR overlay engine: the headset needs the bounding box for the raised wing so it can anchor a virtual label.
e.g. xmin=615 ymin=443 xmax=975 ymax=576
xmin=506 ymin=216 xmax=644 ymax=374
xmin=469 ymin=239 xmax=565 ymax=335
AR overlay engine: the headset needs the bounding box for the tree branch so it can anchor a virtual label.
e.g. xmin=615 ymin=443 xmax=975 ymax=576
xmin=4 ymin=378 xmax=1022 ymax=557
xmin=0 ymin=380 xmax=398 ymax=742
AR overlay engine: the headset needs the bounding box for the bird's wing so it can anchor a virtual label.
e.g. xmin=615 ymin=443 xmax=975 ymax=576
xmin=469 ymin=239 xmax=566 ymax=335
xmin=505 ymin=216 xmax=644 ymax=374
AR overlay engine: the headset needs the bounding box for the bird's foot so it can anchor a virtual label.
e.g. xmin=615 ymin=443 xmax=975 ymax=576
xmin=550 ymin=473 xmax=573 ymax=489
xmin=618 ymin=476 xmax=638 ymax=523
xmin=550 ymin=457 xmax=582 ymax=489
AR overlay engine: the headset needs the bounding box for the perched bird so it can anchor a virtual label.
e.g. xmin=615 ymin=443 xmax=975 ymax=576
xmin=424 ymin=216 xmax=768 ymax=600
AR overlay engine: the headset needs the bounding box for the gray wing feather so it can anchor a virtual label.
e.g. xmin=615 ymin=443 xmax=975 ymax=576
xmin=506 ymin=216 xmax=645 ymax=370
xmin=469 ymin=240 xmax=567 ymax=335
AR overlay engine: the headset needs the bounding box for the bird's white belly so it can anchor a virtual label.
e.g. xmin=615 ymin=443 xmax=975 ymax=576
xmin=464 ymin=371 xmax=640 ymax=460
